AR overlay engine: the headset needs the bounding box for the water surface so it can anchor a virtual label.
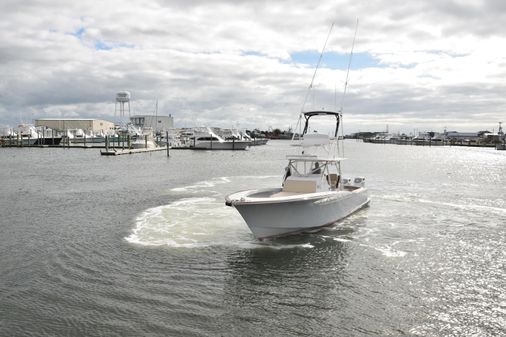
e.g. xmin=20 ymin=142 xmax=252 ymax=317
xmin=0 ymin=141 xmax=504 ymax=336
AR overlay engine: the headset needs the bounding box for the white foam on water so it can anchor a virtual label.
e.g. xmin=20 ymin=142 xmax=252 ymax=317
xmin=126 ymin=176 xmax=316 ymax=250
xmin=416 ymin=198 xmax=506 ymax=216
xmin=170 ymin=197 xmax=216 ymax=207
xmin=170 ymin=177 xmax=232 ymax=192
xmin=374 ymin=246 xmax=407 ymax=257
xmin=356 ymin=242 xmax=407 ymax=258
xmin=169 ymin=176 xmax=277 ymax=193
xmin=332 ymin=237 xmax=353 ymax=243
xmin=380 ymin=194 xmax=506 ymax=216
xmin=125 ymin=196 xmax=250 ymax=248
xmin=251 ymin=242 xmax=315 ymax=250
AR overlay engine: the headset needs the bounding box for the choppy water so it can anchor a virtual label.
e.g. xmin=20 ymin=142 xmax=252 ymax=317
xmin=0 ymin=141 xmax=505 ymax=336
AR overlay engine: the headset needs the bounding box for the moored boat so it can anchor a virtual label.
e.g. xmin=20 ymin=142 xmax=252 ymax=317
xmin=190 ymin=127 xmax=250 ymax=150
xmin=130 ymin=127 xmax=158 ymax=149
xmin=497 ymin=122 xmax=505 ymax=150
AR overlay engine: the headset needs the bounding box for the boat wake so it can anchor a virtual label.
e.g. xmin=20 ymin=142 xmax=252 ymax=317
xmin=125 ymin=176 xmax=316 ymax=249
xmin=416 ymin=198 xmax=506 ymax=216
xmin=125 ymin=196 xmax=249 ymax=248
xmin=365 ymin=243 xmax=408 ymax=258
xmin=379 ymin=193 xmax=506 ymax=217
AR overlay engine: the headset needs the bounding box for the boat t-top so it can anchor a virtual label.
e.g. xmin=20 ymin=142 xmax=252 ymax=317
xmin=225 ymin=109 xmax=369 ymax=239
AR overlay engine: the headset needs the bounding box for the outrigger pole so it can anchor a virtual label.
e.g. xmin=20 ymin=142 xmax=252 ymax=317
xmin=339 ymin=18 xmax=359 ymax=115
xmin=293 ymin=20 xmax=359 ymax=140
xmin=339 ymin=18 xmax=359 ymax=156
xmin=301 ymin=23 xmax=334 ymax=111
xmin=293 ymin=23 xmax=335 ymax=140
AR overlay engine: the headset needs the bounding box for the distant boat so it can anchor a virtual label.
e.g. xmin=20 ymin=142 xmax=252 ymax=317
xmin=0 ymin=127 xmax=17 ymax=139
xmin=497 ymin=122 xmax=505 ymax=150
xmin=189 ymin=127 xmax=250 ymax=150
xmin=69 ymin=129 xmax=106 ymax=144
xmin=11 ymin=124 xmax=62 ymax=145
xmin=16 ymin=124 xmax=39 ymax=145
xmin=241 ymin=131 xmax=268 ymax=146
xmin=251 ymin=138 xmax=268 ymax=145
xmin=34 ymin=126 xmax=62 ymax=145
xmin=130 ymin=127 xmax=158 ymax=149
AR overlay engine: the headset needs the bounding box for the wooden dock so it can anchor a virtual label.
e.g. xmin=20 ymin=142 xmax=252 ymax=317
xmin=100 ymin=147 xmax=169 ymax=156
xmin=1 ymin=144 xmax=108 ymax=148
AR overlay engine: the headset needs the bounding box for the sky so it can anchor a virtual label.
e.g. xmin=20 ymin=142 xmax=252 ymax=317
xmin=1 ymin=0 xmax=506 ymax=134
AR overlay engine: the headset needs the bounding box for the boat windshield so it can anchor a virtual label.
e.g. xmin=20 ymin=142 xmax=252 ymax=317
xmin=286 ymin=159 xmax=339 ymax=177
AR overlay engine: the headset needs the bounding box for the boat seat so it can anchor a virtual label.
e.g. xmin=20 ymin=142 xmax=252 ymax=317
xmin=328 ymin=174 xmax=340 ymax=188
xmin=283 ymin=179 xmax=317 ymax=193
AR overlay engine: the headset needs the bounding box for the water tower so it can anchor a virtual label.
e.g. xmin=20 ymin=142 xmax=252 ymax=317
xmin=115 ymin=91 xmax=131 ymax=118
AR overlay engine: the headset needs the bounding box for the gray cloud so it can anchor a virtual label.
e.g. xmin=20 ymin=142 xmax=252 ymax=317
xmin=1 ymin=0 xmax=505 ymax=133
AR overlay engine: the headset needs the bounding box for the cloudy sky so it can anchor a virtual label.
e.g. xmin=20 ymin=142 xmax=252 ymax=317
xmin=1 ymin=0 xmax=506 ymax=134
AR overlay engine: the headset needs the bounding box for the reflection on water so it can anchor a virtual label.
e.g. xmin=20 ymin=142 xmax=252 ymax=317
xmin=222 ymin=235 xmax=352 ymax=336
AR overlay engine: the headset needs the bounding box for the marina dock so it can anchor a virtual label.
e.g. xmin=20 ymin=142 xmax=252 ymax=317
xmin=100 ymin=147 xmax=169 ymax=156
xmin=362 ymin=138 xmax=499 ymax=148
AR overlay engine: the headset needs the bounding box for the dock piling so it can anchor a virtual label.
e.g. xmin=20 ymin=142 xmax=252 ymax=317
xmin=166 ymin=131 xmax=170 ymax=157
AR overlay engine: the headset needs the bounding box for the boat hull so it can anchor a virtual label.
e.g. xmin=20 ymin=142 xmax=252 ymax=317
xmin=70 ymin=136 xmax=105 ymax=144
xmin=191 ymin=140 xmax=250 ymax=150
xmin=130 ymin=140 xmax=157 ymax=149
xmin=33 ymin=137 xmax=63 ymax=145
xmin=227 ymin=188 xmax=369 ymax=239
xmin=250 ymin=138 xmax=269 ymax=146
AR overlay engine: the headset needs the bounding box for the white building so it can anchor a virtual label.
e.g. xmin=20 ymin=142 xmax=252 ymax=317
xmin=35 ymin=118 xmax=115 ymax=132
xmin=130 ymin=114 xmax=174 ymax=133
